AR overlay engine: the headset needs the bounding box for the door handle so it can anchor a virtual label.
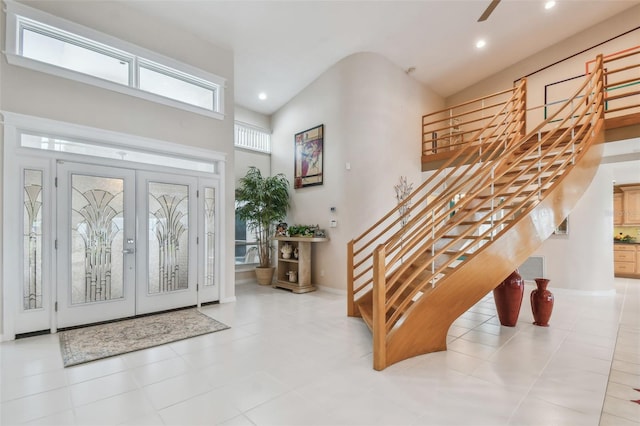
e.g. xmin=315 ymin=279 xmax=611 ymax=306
xmin=123 ymin=248 xmax=135 ymax=254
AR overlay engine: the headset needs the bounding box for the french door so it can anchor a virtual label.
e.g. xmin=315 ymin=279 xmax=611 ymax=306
xmin=135 ymin=171 xmax=198 ymax=315
xmin=56 ymin=162 xmax=216 ymax=328
xmin=56 ymin=162 xmax=136 ymax=328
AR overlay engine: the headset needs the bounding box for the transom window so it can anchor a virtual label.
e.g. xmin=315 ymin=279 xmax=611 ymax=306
xmin=4 ymin=0 xmax=225 ymax=118
xmin=234 ymin=122 xmax=271 ymax=153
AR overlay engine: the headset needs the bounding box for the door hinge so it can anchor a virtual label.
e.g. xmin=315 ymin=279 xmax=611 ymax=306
xmin=196 ymin=236 xmax=199 ymax=245
xmin=196 ymin=190 xmax=199 ymax=198
xmin=196 ymin=284 xmax=199 ymax=292
xmin=54 ymin=177 xmax=58 ymax=187
xmin=54 ymin=301 xmax=58 ymax=312
xmin=54 ymin=239 xmax=58 ymax=250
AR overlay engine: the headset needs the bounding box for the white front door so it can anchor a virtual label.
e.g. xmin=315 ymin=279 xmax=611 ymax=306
xmin=56 ymin=162 xmax=137 ymax=328
xmin=135 ymin=171 xmax=198 ymax=314
xmin=56 ymin=165 xmax=218 ymax=328
xmin=2 ymin=114 xmax=225 ymax=339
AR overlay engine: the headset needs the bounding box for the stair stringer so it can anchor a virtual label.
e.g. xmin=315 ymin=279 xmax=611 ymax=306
xmin=381 ymin=131 xmax=605 ymax=369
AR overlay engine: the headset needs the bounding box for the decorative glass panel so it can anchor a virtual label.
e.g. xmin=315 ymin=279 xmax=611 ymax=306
xmin=148 ymin=182 xmax=189 ymax=293
xmin=204 ymin=187 xmax=215 ymax=287
xmin=71 ymin=175 xmax=124 ymax=304
xmin=23 ymin=169 xmax=43 ymax=310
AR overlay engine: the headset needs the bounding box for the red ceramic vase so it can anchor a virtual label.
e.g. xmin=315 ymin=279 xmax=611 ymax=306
xmin=492 ymin=270 xmax=524 ymax=327
xmin=531 ymin=278 xmax=554 ymax=327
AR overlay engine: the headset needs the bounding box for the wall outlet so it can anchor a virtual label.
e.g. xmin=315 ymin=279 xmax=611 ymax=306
xmin=330 ymin=219 xmax=337 ymax=228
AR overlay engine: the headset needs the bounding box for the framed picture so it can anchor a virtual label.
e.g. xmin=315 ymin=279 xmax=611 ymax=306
xmin=554 ymin=217 xmax=569 ymax=235
xmin=294 ymin=124 xmax=323 ymax=189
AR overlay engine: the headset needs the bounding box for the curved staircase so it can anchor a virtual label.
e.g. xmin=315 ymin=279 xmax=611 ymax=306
xmin=347 ymin=54 xmax=612 ymax=370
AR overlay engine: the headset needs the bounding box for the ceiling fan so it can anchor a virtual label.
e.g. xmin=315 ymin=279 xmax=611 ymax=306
xmin=478 ymin=0 xmax=501 ymax=22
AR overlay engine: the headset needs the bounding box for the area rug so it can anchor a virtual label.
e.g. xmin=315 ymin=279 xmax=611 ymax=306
xmin=58 ymin=308 xmax=229 ymax=367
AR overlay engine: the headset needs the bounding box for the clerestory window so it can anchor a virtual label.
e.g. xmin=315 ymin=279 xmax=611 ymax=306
xmin=4 ymin=0 xmax=225 ymax=119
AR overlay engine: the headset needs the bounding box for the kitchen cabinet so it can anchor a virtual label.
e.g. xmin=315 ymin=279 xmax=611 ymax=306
xmin=614 ymin=243 xmax=640 ymax=278
xmin=621 ymin=186 xmax=640 ymax=225
xmin=274 ymin=236 xmax=328 ymax=293
xmin=617 ymin=185 xmax=640 ymax=225
xmin=613 ymin=193 xmax=623 ymax=225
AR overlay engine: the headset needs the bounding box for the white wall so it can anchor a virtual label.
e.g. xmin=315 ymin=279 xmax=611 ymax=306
xmin=532 ymin=166 xmax=615 ymax=292
xmin=233 ymin=106 xmax=272 ymax=185
xmin=235 ymin=106 xmax=271 ymax=131
xmin=271 ymin=52 xmax=443 ymax=291
xmin=0 ymin=0 xmax=236 ymax=335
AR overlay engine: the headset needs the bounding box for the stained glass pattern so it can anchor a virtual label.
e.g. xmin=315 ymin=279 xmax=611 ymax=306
xmin=149 ymin=182 xmax=189 ymax=293
xmin=23 ymin=170 xmax=43 ymax=310
xmin=204 ymin=187 xmax=215 ymax=287
xmin=71 ymin=175 xmax=124 ymax=304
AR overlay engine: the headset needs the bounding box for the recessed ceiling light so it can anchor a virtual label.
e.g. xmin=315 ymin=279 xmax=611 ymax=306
xmin=258 ymin=92 xmax=267 ymax=100
xmin=545 ymin=1 xmax=556 ymax=10
xmin=476 ymin=39 xmax=487 ymax=49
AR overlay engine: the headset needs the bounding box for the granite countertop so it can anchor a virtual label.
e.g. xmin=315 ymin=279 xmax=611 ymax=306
xmin=614 ymin=241 xmax=640 ymax=245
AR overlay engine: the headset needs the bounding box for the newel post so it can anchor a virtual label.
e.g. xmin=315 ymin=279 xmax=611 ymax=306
xmin=372 ymin=244 xmax=387 ymax=371
xmin=347 ymin=240 xmax=355 ymax=316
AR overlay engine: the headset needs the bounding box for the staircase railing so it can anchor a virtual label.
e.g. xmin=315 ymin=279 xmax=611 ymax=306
xmin=347 ymin=53 xmax=608 ymax=370
xmin=347 ymin=79 xmax=527 ymax=317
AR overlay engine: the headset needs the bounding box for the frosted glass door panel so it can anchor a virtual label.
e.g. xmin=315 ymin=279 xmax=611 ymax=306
xmin=71 ymin=174 xmax=125 ymax=304
xmin=197 ymin=179 xmax=219 ymax=305
xmin=23 ymin=169 xmax=43 ymax=310
xmin=57 ymin=163 xmax=135 ymax=329
xmin=148 ymin=182 xmax=189 ymax=294
xmin=136 ymin=172 xmax=197 ymax=314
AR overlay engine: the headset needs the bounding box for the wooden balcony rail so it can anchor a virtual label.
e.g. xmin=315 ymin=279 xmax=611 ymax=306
xmin=348 ymin=52 xmax=609 ymax=370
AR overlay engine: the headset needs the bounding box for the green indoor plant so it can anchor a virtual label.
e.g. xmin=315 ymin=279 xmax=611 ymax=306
xmin=236 ymin=166 xmax=290 ymax=285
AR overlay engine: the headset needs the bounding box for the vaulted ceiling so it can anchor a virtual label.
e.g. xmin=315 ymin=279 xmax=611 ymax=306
xmin=123 ymin=0 xmax=639 ymax=116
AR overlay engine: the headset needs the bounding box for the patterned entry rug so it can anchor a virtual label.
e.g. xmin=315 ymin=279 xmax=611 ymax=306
xmin=59 ymin=308 xmax=229 ymax=367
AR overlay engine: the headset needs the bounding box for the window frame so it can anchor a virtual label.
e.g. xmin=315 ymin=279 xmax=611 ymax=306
xmin=234 ymin=121 xmax=272 ymax=153
xmin=3 ymin=0 xmax=225 ymax=119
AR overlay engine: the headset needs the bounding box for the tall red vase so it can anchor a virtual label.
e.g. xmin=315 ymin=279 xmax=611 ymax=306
xmin=531 ymin=278 xmax=554 ymax=327
xmin=492 ymin=270 xmax=524 ymax=327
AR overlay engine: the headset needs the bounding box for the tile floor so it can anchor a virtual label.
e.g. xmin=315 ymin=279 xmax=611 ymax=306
xmin=1 ymin=278 xmax=638 ymax=426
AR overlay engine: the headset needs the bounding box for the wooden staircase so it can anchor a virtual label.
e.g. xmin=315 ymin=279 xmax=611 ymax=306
xmin=346 ymin=51 xmax=633 ymax=371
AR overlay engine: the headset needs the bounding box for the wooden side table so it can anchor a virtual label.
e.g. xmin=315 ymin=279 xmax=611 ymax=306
xmin=274 ymin=236 xmax=328 ymax=293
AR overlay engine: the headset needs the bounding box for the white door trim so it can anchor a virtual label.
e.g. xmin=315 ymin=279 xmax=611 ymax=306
xmin=2 ymin=111 xmax=227 ymax=340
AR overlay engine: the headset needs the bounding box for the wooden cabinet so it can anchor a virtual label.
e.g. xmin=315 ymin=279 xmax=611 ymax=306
xmin=617 ymin=185 xmax=640 ymax=225
xmin=614 ymin=244 xmax=640 ymax=278
xmin=613 ymin=193 xmax=623 ymax=225
xmin=274 ymin=236 xmax=328 ymax=293
xmin=622 ymin=186 xmax=640 ymax=225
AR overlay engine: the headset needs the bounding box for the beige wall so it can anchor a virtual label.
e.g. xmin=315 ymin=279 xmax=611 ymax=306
xmin=0 ymin=1 xmax=236 ymax=335
xmin=271 ymin=52 xmax=443 ymax=291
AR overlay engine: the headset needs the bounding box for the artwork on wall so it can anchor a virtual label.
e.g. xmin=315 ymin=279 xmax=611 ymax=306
xmin=294 ymin=124 xmax=323 ymax=189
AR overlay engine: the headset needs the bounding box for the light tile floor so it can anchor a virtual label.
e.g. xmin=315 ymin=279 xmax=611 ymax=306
xmin=1 ymin=278 xmax=638 ymax=425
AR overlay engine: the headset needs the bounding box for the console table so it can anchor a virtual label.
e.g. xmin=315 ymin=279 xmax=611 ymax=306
xmin=274 ymin=236 xmax=328 ymax=293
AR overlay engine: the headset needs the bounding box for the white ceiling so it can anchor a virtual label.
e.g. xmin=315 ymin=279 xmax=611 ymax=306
xmin=123 ymin=0 xmax=640 ymax=116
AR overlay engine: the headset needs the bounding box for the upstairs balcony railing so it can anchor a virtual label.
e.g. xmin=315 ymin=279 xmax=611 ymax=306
xmin=422 ymin=45 xmax=640 ymax=163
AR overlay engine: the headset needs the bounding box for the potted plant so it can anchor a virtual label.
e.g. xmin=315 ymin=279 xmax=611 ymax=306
xmin=236 ymin=166 xmax=290 ymax=285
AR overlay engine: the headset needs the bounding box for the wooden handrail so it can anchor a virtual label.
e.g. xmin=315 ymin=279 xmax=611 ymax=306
xmin=421 ymin=86 xmax=519 ymax=121
xmin=347 ymin=80 xmax=526 ymax=316
xmin=380 ymin=56 xmax=604 ymax=334
xmin=348 ymin=51 xmax=614 ymax=370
